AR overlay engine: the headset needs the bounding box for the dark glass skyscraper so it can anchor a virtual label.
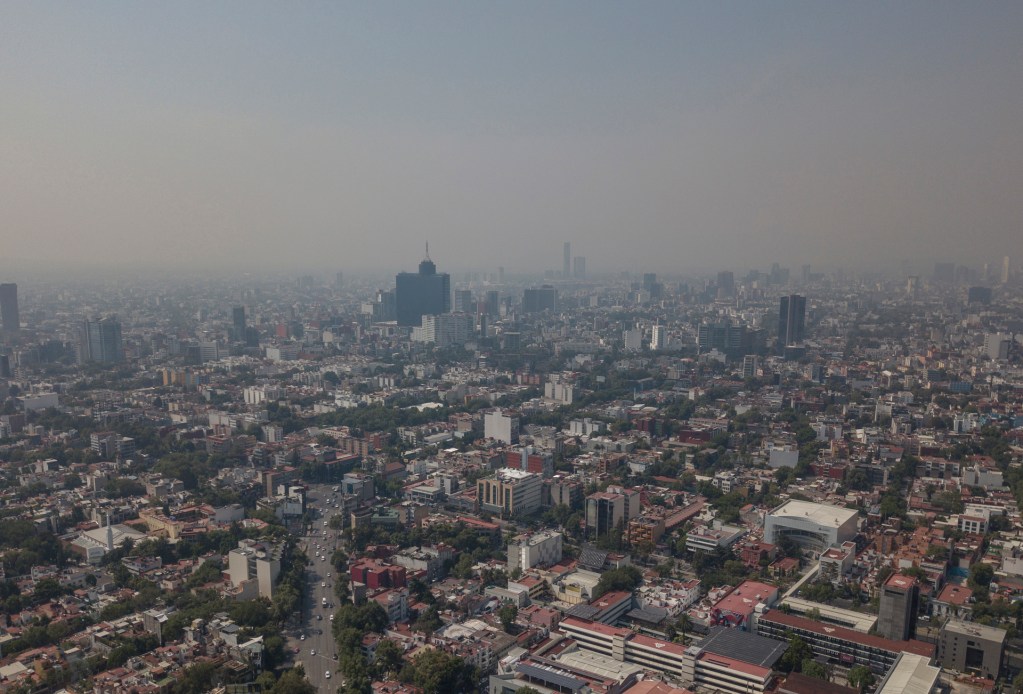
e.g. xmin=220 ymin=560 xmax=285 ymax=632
xmin=0 ymin=283 xmax=19 ymax=336
xmin=395 ymin=249 xmax=451 ymax=326
xmin=777 ymin=294 xmax=806 ymax=352
xmin=80 ymin=317 xmax=124 ymax=363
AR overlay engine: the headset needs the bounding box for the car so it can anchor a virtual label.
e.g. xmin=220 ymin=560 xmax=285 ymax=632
xmin=327 ymin=572 xmax=331 ymax=578
xmin=310 ymin=649 xmax=316 ymax=656
xmin=329 ymin=614 xmax=334 ymax=621
xmin=317 ymin=614 xmax=322 ymax=620
xmin=325 ymin=671 xmax=331 ymax=679
xmin=300 ymin=634 xmax=306 ymax=641
xmin=321 ymin=582 xmax=326 ymax=588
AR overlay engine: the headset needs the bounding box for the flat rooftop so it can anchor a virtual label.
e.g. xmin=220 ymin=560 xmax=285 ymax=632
xmin=697 ymin=626 xmax=788 ymax=668
xmin=769 ymin=499 xmax=858 ymax=527
xmin=780 ymin=597 xmax=878 ymax=633
xmin=876 ymin=653 xmax=941 ymax=694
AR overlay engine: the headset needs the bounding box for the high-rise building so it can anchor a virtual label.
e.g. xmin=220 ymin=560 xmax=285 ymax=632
xmin=563 ymin=242 xmax=571 ymax=277
xmin=573 ymin=256 xmax=586 ymax=279
xmin=1002 ymin=256 xmax=1011 ymax=285
xmin=522 ymin=285 xmax=558 ymax=313
xmin=232 ymin=306 xmax=246 ymax=341
xmin=335 ymin=271 xmax=344 ymax=289
xmin=0 ymin=283 xmax=19 ymax=336
xmin=651 ymin=324 xmax=666 ymax=350
xmin=777 ymin=294 xmax=806 ymax=353
xmin=395 ymin=247 xmax=451 ymax=326
xmin=453 ymin=289 xmax=473 ymax=313
xmin=717 ymin=271 xmax=735 ymax=297
xmin=878 ymin=573 xmax=919 ymax=641
xmin=412 ymin=313 xmax=474 ymax=347
xmin=80 ymin=317 xmax=124 ymax=364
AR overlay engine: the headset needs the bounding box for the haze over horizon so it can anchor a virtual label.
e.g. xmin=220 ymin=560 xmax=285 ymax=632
xmin=2 ymin=2 xmax=1022 ymax=276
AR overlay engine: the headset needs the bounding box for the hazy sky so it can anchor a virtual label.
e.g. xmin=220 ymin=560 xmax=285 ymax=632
xmin=2 ymin=2 xmax=1022 ymax=276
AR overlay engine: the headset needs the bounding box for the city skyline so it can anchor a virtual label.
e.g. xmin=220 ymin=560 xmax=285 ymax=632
xmin=2 ymin=3 xmax=1022 ymax=274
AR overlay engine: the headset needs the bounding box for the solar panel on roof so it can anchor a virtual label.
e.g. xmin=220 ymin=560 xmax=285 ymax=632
xmin=567 ymin=604 xmax=601 ymax=620
xmin=579 ymin=547 xmax=608 ymax=568
xmin=698 ymin=626 xmax=788 ymax=668
xmin=516 ymin=663 xmax=586 ymax=692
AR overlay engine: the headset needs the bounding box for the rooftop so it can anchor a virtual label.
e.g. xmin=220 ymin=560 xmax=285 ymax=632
xmin=769 ymin=499 xmax=858 ymax=527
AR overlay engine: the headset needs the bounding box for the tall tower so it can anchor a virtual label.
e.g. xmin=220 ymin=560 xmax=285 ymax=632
xmin=395 ymin=246 xmax=451 ymax=327
xmin=878 ymin=573 xmax=919 ymax=640
xmin=232 ymin=306 xmax=246 ymax=341
xmin=0 ymin=283 xmax=19 ymax=336
xmin=80 ymin=317 xmax=124 ymax=363
xmin=563 ymin=242 xmax=571 ymax=278
xmin=777 ymin=294 xmax=806 ymax=353
xmin=1002 ymin=256 xmax=1011 ymax=285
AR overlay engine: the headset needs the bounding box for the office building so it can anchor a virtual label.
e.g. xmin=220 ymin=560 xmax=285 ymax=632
xmin=523 ymin=285 xmax=558 ymax=313
xmin=232 ymin=306 xmax=246 ymax=340
xmin=507 ymin=530 xmax=563 ymax=572
xmin=484 ymin=290 xmax=500 ymax=317
xmin=938 ymin=619 xmax=1005 ymax=679
xmin=412 ymin=312 xmax=473 ymax=347
xmin=477 ymin=468 xmax=542 ymax=518
xmin=777 ymin=294 xmax=806 ymax=353
xmin=742 ymin=355 xmax=759 ymax=379
xmin=717 ymin=271 xmax=735 ymax=297
xmin=1001 ymin=256 xmax=1011 ymax=285
xmin=573 ymin=256 xmax=586 ymax=279
xmin=967 ymin=286 xmax=992 ymax=305
xmin=484 ymin=408 xmax=519 ymax=444
xmin=986 ymin=333 xmax=1011 ymax=360
xmin=651 ymin=324 xmax=666 ymax=350
xmin=877 ymin=573 xmax=919 ymax=641
xmin=453 ymin=289 xmax=473 ymax=313
xmin=585 ymin=488 xmax=640 ymax=540
xmin=0 ymin=283 xmax=19 ymax=336
xmin=80 ymin=317 xmax=124 ymax=363
xmin=227 ymin=539 xmax=282 ymax=599
xmin=563 ymin=242 xmax=571 ymax=277
xmin=763 ymin=500 xmax=858 ymax=553
xmin=643 ymin=273 xmax=662 ymax=300
xmin=395 ymin=247 xmax=451 ymax=326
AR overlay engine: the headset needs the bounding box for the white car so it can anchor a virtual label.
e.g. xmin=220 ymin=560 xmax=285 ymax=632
xmin=300 ymin=634 xmax=306 ymax=641
xmin=329 ymin=613 xmax=334 ymax=621
xmin=325 ymin=671 xmax=331 ymax=680
xmin=327 ymin=572 xmax=331 ymax=578
xmin=310 ymin=649 xmax=316 ymax=656
xmin=321 ymin=582 xmax=326 ymax=588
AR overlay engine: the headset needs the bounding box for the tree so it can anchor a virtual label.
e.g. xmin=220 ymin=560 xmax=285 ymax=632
xmin=847 ymin=665 xmax=876 ymax=693
xmin=373 ymin=638 xmax=405 ymax=679
xmin=271 ymin=667 xmax=317 ymax=694
xmin=969 ymin=562 xmax=994 ymax=591
xmin=593 ymin=565 xmax=643 ymax=598
xmin=778 ymin=634 xmax=814 ymax=673
xmin=498 ymin=602 xmax=518 ymax=632
xmin=406 ymin=648 xmax=476 ymax=694
xmin=801 ymin=659 xmax=829 ymax=680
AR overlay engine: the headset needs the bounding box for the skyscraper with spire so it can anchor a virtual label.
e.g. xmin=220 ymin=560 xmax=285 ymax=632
xmin=395 ymin=244 xmax=451 ymax=326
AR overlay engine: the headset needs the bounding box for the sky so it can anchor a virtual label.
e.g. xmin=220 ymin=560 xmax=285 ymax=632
xmin=2 ymin=2 xmax=1022 ymax=277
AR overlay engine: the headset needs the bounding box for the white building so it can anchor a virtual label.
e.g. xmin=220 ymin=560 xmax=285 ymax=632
xmin=507 ymin=530 xmax=563 ymax=572
xmin=651 ymin=324 xmax=667 ymax=350
xmin=485 ymin=409 xmax=519 ymax=444
xmin=763 ymin=500 xmax=858 ymax=553
xmin=227 ymin=539 xmax=282 ymax=599
xmin=412 ymin=312 xmax=474 ymax=347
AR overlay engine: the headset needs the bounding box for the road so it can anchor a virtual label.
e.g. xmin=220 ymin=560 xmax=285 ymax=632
xmin=285 ymin=483 xmax=346 ymax=693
